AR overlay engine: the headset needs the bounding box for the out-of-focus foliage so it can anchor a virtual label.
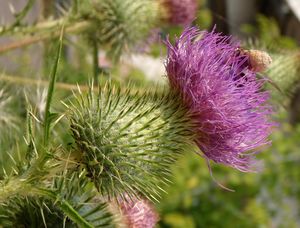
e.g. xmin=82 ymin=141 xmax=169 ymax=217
xmin=195 ymin=0 xmax=212 ymax=29
xmin=242 ymin=15 xmax=300 ymax=108
xmin=158 ymin=116 xmax=300 ymax=228
xmin=242 ymin=14 xmax=298 ymax=51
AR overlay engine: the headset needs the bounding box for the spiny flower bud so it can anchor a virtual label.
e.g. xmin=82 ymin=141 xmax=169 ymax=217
xmin=165 ymin=27 xmax=275 ymax=171
xmin=90 ymin=0 xmax=160 ymax=60
xmin=266 ymin=51 xmax=300 ymax=95
xmin=160 ymin=0 xmax=198 ymax=26
xmin=68 ymin=85 xmax=195 ymax=201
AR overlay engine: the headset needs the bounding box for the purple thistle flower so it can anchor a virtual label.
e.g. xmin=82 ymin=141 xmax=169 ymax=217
xmin=119 ymin=196 xmax=159 ymax=228
xmin=161 ymin=0 xmax=198 ymax=26
xmin=165 ymin=27 xmax=275 ymax=172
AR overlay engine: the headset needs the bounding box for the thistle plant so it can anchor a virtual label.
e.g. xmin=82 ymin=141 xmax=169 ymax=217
xmin=0 ymin=26 xmax=275 ymax=227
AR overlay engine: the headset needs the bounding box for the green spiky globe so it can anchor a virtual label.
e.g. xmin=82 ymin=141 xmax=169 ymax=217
xmin=68 ymin=85 xmax=195 ymax=201
xmin=86 ymin=0 xmax=159 ymax=60
xmin=266 ymin=52 xmax=300 ymax=97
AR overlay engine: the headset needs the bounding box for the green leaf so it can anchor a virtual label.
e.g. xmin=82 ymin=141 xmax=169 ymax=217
xmin=43 ymin=27 xmax=64 ymax=147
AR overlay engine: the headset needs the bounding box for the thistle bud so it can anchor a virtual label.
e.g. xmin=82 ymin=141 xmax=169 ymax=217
xmin=159 ymin=0 xmax=198 ymax=26
xmin=119 ymin=196 xmax=159 ymax=228
xmin=266 ymin=52 xmax=300 ymax=94
xmin=67 ymin=85 xmax=195 ymax=201
xmin=90 ymin=0 xmax=160 ymax=60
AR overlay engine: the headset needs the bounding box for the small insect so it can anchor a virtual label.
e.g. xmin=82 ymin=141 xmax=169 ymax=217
xmin=242 ymin=49 xmax=273 ymax=72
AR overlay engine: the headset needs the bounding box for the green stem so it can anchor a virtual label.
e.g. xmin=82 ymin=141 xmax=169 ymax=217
xmin=0 ymin=18 xmax=63 ymax=35
xmin=11 ymin=0 xmax=36 ymax=28
xmin=72 ymin=0 xmax=79 ymax=14
xmin=0 ymin=0 xmax=36 ymax=35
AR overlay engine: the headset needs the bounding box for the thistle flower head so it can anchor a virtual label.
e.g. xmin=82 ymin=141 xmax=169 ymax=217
xmin=119 ymin=196 xmax=159 ymax=228
xmin=161 ymin=0 xmax=198 ymax=26
xmin=165 ymin=27 xmax=274 ymax=171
